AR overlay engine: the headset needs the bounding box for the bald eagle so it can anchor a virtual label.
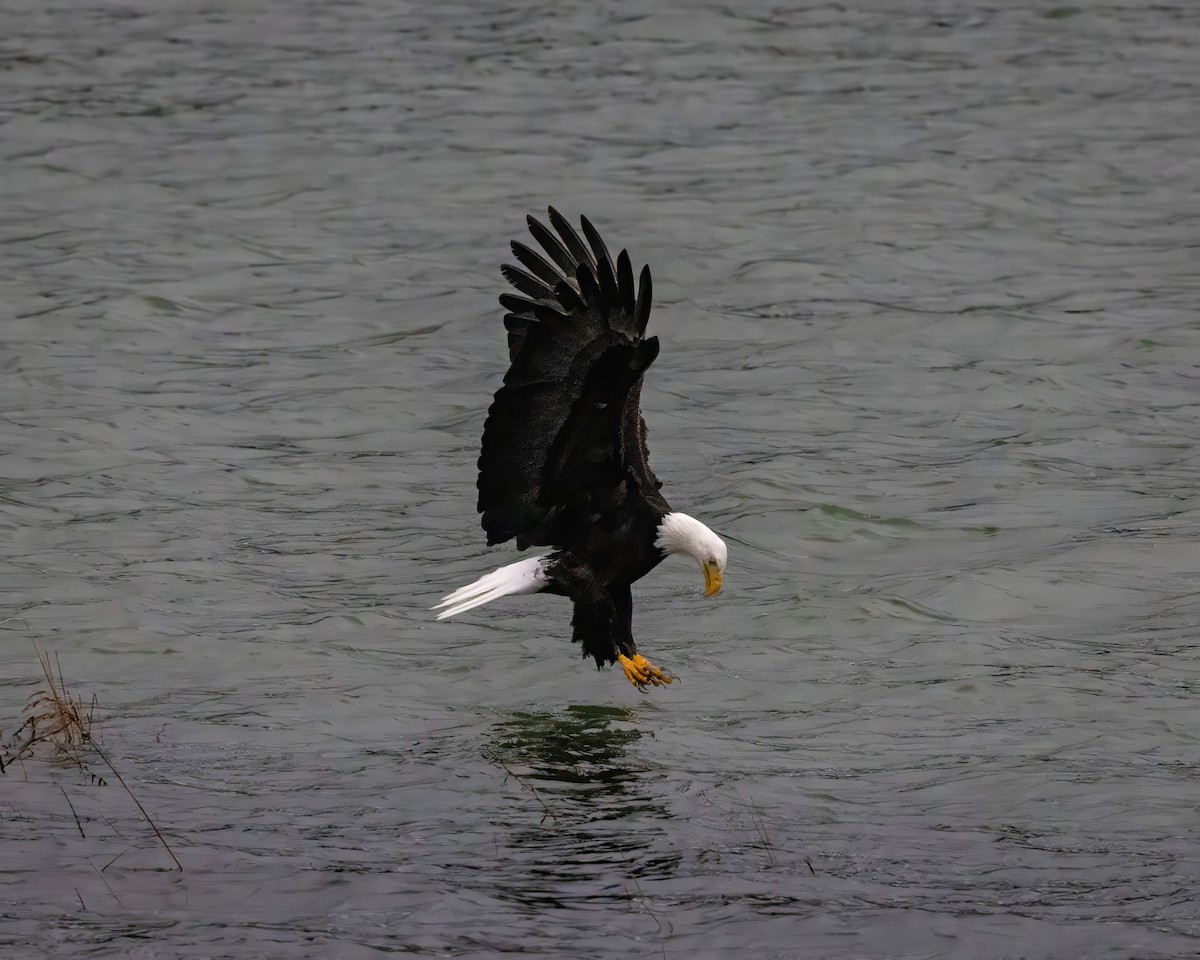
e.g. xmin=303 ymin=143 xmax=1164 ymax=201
xmin=434 ymin=209 xmax=728 ymax=689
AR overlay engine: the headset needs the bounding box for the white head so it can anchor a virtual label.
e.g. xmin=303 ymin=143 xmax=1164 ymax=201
xmin=654 ymin=512 xmax=728 ymax=596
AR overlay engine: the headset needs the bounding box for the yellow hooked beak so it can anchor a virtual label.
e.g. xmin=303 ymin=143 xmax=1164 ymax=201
xmin=704 ymin=564 xmax=723 ymax=596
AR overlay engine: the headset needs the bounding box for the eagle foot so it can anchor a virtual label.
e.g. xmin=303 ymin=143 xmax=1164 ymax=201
xmin=617 ymin=653 xmax=674 ymax=690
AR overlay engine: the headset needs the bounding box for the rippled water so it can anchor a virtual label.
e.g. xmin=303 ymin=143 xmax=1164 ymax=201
xmin=3 ymin=1 xmax=1198 ymax=957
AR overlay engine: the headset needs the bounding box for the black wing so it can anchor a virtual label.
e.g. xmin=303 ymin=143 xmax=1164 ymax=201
xmin=477 ymin=208 xmax=663 ymax=547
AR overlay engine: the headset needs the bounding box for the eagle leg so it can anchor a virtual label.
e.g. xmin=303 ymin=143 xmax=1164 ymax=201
xmin=618 ymin=653 xmax=674 ymax=689
xmin=606 ymin=584 xmax=674 ymax=689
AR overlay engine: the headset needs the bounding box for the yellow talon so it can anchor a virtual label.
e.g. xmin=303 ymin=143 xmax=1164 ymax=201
xmin=617 ymin=653 xmax=674 ymax=690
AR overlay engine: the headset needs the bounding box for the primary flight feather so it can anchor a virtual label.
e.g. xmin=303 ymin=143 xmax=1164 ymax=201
xmin=434 ymin=208 xmax=728 ymax=689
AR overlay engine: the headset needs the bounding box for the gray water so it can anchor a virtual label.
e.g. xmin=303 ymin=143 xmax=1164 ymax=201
xmin=3 ymin=1 xmax=1198 ymax=957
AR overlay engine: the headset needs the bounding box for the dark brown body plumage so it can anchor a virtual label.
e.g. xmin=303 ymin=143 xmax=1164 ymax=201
xmin=475 ymin=209 xmax=670 ymax=667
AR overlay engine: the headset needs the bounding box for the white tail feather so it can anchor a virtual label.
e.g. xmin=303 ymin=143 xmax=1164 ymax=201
xmin=433 ymin=556 xmax=550 ymax=620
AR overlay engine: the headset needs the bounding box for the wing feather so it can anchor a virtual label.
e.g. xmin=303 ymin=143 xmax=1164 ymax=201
xmin=548 ymin=206 xmax=595 ymax=270
xmin=501 ymin=263 xmax=553 ymax=300
xmin=477 ymin=210 xmax=665 ymax=547
xmin=526 ymin=216 xmax=577 ymax=275
xmin=616 ymin=250 xmax=635 ymax=317
xmin=634 ymin=264 xmax=653 ymax=335
xmin=580 ymin=215 xmax=613 ymax=273
xmin=511 ymin=240 xmax=564 ymax=288
xmin=595 ymin=256 xmax=620 ymax=321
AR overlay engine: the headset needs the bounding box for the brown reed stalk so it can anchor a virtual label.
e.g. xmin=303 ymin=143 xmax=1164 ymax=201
xmin=1 ymin=643 xmax=182 ymax=872
xmin=2 ymin=647 xmax=97 ymax=774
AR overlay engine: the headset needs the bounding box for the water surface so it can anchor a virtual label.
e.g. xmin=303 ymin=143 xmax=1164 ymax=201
xmin=3 ymin=2 xmax=1198 ymax=957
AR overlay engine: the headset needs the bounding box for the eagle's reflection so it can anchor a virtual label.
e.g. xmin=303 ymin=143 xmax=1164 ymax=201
xmin=482 ymin=706 xmax=679 ymax=905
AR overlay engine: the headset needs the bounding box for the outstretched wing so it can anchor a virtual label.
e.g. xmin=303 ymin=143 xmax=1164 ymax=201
xmin=477 ymin=208 xmax=663 ymax=547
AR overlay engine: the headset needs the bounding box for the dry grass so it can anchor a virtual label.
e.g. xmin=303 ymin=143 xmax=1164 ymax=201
xmin=1 ymin=646 xmax=100 ymax=778
xmin=1 ymin=640 xmax=182 ymax=871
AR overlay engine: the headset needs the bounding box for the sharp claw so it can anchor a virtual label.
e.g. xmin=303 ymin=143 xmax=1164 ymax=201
xmin=617 ymin=654 xmax=675 ymax=690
